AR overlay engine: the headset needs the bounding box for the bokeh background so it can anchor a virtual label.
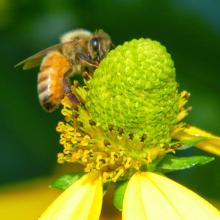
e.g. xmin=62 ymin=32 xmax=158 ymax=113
xmin=0 ymin=0 xmax=219 ymax=204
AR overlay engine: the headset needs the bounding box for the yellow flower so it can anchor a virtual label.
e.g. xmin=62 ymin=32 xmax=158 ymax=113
xmin=39 ymin=172 xmax=103 ymax=220
xmin=172 ymin=125 xmax=220 ymax=156
xmin=40 ymin=171 xmax=220 ymax=220
xmin=123 ymin=172 xmax=220 ymax=220
xmin=39 ymin=38 xmax=220 ymax=220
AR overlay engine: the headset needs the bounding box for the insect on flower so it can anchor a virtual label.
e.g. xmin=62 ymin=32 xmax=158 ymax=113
xmin=17 ymin=34 xmax=219 ymax=220
xmin=15 ymin=29 xmax=112 ymax=112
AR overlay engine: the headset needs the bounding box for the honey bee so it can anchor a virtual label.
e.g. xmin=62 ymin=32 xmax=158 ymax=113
xmin=16 ymin=29 xmax=112 ymax=112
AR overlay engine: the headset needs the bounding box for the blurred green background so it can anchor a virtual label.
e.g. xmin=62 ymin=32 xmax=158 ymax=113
xmin=0 ymin=0 xmax=219 ymax=202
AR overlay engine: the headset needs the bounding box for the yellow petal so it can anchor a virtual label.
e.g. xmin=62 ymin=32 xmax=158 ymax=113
xmin=123 ymin=172 xmax=220 ymax=220
xmin=172 ymin=125 xmax=220 ymax=156
xmin=39 ymin=172 xmax=103 ymax=220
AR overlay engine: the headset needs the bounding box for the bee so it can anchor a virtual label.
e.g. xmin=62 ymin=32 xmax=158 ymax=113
xmin=15 ymin=29 xmax=112 ymax=112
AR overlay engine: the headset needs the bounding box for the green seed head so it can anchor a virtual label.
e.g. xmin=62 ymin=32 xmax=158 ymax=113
xmin=86 ymin=38 xmax=179 ymax=146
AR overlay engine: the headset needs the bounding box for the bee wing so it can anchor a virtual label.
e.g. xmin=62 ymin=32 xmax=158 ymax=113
xmin=15 ymin=41 xmax=75 ymax=70
xmin=16 ymin=56 xmax=43 ymax=70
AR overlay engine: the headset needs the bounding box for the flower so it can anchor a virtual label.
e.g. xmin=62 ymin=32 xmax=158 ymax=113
xmin=172 ymin=125 xmax=220 ymax=156
xmin=39 ymin=172 xmax=103 ymax=220
xmin=40 ymin=38 xmax=220 ymax=219
xmin=123 ymin=172 xmax=220 ymax=220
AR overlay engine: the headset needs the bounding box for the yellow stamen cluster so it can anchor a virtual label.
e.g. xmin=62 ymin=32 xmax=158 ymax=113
xmin=56 ymin=100 xmax=143 ymax=182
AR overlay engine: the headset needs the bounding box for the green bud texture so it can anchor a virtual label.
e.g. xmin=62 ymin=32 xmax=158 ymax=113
xmin=86 ymin=38 xmax=179 ymax=146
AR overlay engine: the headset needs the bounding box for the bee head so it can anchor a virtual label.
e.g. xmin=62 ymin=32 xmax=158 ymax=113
xmin=89 ymin=30 xmax=112 ymax=61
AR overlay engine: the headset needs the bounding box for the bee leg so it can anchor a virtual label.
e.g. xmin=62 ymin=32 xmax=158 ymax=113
xmin=76 ymin=52 xmax=99 ymax=67
xmin=63 ymin=77 xmax=80 ymax=108
xmin=82 ymin=71 xmax=91 ymax=80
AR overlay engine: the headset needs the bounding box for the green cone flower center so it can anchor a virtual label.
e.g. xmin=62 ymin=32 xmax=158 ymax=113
xmin=86 ymin=39 xmax=179 ymax=147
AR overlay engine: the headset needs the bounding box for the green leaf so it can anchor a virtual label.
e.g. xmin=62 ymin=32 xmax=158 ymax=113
xmin=113 ymin=180 xmax=128 ymax=211
xmin=50 ymin=172 xmax=84 ymax=190
xmin=158 ymin=155 xmax=214 ymax=173
xmin=177 ymin=137 xmax=208 ymax=150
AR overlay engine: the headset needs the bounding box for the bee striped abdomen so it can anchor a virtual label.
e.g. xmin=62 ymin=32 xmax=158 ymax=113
xmin=38 ymin=51 xmax=71 ymax=112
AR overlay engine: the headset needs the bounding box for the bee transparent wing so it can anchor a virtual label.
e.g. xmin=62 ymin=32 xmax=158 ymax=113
xmin=16 ymin=56 xmax=43 ymax=70
xmin=15 ymin=41 xmax=75 ymax=70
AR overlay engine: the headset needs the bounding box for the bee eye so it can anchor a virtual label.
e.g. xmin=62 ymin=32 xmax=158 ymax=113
xmin=90 ymin=37 xmax=100 ymax=51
